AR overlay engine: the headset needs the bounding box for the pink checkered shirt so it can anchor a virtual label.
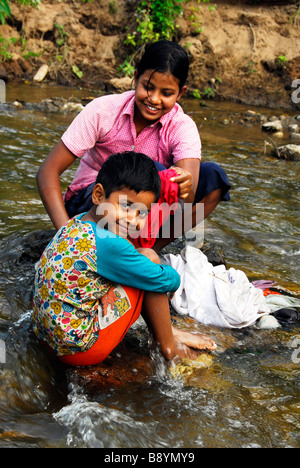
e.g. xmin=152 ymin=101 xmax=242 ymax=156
xmin=62 ymin=90 xmax=201 ymax=201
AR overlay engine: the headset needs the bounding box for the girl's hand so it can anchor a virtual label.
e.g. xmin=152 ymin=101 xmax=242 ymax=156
xmin=170 ymin=166 xmax=193 ymax=201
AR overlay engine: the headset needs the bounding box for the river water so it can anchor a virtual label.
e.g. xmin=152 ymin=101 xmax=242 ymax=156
xmin=0 ymin=82 xmax=299 ymax=448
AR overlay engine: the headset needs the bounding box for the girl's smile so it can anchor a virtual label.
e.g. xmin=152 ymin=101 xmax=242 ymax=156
xmin=134 ymin=70 xmax=186 ymax=133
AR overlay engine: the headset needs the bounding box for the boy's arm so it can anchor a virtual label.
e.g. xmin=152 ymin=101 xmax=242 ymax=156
xmin=94 ymin=231 xmax=180 ymax=293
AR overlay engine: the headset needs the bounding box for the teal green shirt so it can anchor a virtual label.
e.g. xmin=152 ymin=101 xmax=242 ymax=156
xmin=92 ymin=220 xmax=180 ymax=293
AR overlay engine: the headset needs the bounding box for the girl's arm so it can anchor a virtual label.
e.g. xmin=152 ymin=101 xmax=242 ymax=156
xmin=36 ymin=140 xmax=77 ymax=230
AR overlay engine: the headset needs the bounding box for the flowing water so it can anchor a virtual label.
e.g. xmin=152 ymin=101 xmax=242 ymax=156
xmin=0 ymin=82 xmax=299 ymax=448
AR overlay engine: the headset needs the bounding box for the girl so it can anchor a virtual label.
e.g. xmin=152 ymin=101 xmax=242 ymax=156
xmin=36 ymin=40 xmax=230 ymax=248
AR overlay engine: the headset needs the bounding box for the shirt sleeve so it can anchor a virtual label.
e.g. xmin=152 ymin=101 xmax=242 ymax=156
xmin=169 ymin=111 xmax=202 ymax=164
xmin=61 ymin=97 xmax=108 ymax=158
xmin=94 ymin=229 xmax=180 ymax=293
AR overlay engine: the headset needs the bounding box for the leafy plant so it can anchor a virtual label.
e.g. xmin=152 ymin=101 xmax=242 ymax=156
xmin=72 ymin=65 xmax=83 ymax=79
xmin=117 ymin=57 xmax=135 ymax=78
xmin=0 ymin=0 xmax=11 ymax=25
xmin=192 ymin=88 xmax=201 ymax=99
xmin=204 ymin=86 xmax=215 ymax=98
xmin=277 ymin=55 xmax=287 ymax=66
xmin=23 ymin=49 xmax=44 ymax=59
xmin=55 ymin=23 xmax=69 ymax=47
xmin=124 ymin=0 xmax=184 ymax=49
xmin=0 ymin=34 xmax=12 ymax=61
xmin=17 ymin=0 xmax=41 ymax=6
xmin=288 ymin=7 xmax=300 ymax=24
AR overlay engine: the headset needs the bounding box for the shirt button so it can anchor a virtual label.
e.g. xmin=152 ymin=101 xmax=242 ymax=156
xmin=131 ymin=145 xmax=135 ymax=149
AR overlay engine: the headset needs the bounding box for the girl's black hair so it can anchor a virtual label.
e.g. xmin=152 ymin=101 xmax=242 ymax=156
xmin=135 ymin=40 xmax=189 ymax=90
xmin=96 ymin=151 xmax=161 ymax=203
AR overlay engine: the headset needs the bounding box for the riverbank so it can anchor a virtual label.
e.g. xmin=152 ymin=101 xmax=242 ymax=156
xmin=0 ymin=0 xmax=300 ymax=109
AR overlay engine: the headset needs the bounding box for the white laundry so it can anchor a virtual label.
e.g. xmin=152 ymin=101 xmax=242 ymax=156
xmin=164 ymin=245 xmax=270 ymax=328
xmin=265 ymin=294 xmax=300 ymax=312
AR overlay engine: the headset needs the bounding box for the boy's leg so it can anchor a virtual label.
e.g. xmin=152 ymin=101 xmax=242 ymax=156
xmin=60 ymin=286 xmax=144 ymax=366
xmin=141 ymin=291 xmax=216 ymax=361
xmin=137 ymin=248 xmax=217 ymax=357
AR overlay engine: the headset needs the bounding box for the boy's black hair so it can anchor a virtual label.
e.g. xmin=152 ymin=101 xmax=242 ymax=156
xmin=96 ymin=151 xmax=161 ymax=203
xmin=135 ymin=40 xmax=189 ymax=91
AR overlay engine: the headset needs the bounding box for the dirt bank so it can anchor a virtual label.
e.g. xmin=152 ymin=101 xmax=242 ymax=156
xmin=0 ymin=0 xmax=300 ymax=109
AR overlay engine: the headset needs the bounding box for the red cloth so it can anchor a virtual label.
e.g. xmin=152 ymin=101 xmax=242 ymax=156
xmin=263 ymin=289 xmax=282 ymax=297
xmin=132 ymin=169 xmax=179 ymax=248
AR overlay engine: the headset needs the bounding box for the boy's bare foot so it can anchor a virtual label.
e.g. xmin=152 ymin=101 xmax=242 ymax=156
xmin=172 ymin=326 xmax=217 ymax=351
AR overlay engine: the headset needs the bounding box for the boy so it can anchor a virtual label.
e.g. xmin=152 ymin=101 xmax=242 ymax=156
xmin=33 ymin=151 xmax=216 ymax=366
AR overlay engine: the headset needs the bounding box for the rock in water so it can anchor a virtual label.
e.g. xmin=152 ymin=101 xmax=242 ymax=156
xmin=262 ymin=120 xmax=283 ymax=132
xmin=256 ymin=315 xmax=281 ymax=329
xmin=33 ymin=64 xmax=49 ymax=82
xmin=272 ymin=144 xmax=300 ymax=161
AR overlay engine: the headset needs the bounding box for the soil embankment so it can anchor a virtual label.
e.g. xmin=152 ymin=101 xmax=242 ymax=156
xmin=0 ymin=0 xmax=299 ymax=109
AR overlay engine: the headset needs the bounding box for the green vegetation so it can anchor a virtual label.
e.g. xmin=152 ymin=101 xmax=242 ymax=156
xmin=121 ymin=0 xmax=216 ymax=78
xmin=277 ymin=55 xmax=287 ymax=66
xmin=124 ymin=0 xmax=215 ymax=49
xmin=0 ymin=34 xmax=12 ymax=61
xmin=0 ymin=32 xmax=44 ymax=62
xmin=0 ymin=0 xmax=10 ymax=24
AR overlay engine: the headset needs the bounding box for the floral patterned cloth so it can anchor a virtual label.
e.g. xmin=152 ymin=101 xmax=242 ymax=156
xmin=33 ymin=216 xmax=132 ymax=356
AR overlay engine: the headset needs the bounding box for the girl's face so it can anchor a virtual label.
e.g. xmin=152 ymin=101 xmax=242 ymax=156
xmin=134 ymin=70 xmax=186 ymax=128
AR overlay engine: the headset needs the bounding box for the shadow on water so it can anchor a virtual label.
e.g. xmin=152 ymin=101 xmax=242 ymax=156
xmin=0 ymin=83 xmax=299 ymax=448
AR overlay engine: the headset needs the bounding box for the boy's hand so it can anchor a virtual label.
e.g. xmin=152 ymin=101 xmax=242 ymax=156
xmin=170 ymin=166 xmax=193 ymax=201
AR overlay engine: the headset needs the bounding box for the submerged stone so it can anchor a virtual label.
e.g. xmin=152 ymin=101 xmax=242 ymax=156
xmin=272 ymin=144 xmax=300 ymax=161
xmin=256 ymin=315 xmax=281 ymax=329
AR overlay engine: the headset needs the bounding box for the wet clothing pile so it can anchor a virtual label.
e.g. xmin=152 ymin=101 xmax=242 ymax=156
xmin=164 ymin=246 xmax=300 ymax=329
xmin=164 ymin=246 xmax=270 ymax=328
xmin=252 ymin=279 xmax=300 ymax=326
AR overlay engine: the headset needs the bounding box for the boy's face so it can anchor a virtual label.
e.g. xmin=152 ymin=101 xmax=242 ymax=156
xmin=134 ymin=69 xmax=186 ymax=126
xmin=92 ymin=186 xmax=156 ymax=239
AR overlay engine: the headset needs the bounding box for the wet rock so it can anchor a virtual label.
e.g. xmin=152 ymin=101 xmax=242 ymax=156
xmin=0 ymin=230 xmax=55 ymax=266
xmin=271 ymin=144 xmax=300 ymax=161
xmin=109 ymin=77 xmax=132 ymax=92
xmin=5 ymin=97 xmax=86 ymax=114
xmin=12 ymin=100 xmax=24 ymax=109
xmin=256 ymin=315 xmax=281 ymax=329
xmin=60 ymin=102 xmax=84 ymax=113
xmin=72 ymin=340 xmax=153 ymax=392
xmin=200 ymin=242 xmax=226 ymax=267
xmin=18 ymin=230 xmax=55 ymax=264
xmin=262 ymin=120 xmax=283 ymax=132
xmin=290 ymin=132 xmax=300 ymax=141
xmin=33 ymin=64 xmax=49 ymax=82
xmin=0 ymin=65 xmax=8 ymax=81
xmin=288 ymin=123 xmax=299 ymax=133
